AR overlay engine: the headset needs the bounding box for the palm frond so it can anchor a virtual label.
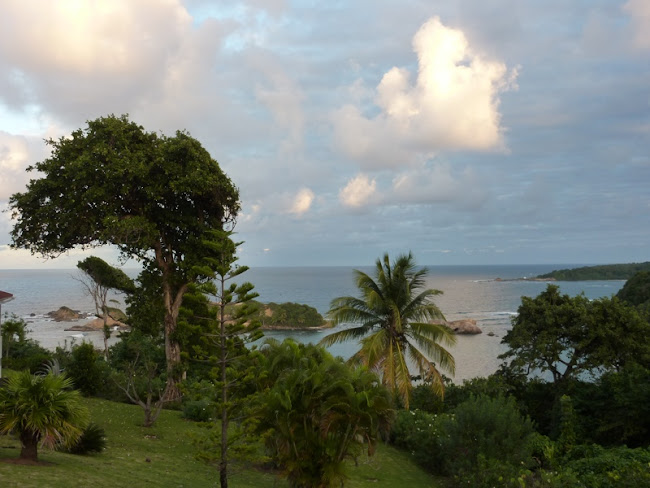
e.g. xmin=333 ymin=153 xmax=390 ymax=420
xmin=319 ymin=325 xmax=373 ymax=347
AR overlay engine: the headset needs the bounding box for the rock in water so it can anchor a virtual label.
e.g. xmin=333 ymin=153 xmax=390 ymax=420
xmin=446 ymin=319 xmax=482 ymax=335
xmin=47 ymin=306 xmax=83 ymax=321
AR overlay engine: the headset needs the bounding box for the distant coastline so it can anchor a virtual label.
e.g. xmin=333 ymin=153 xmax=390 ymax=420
xmin=534 ymin=262 xmax=650 ymax=281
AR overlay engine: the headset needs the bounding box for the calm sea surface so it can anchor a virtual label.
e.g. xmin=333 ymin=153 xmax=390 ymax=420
xmin=0 ymin=265 xmax=625 ymax=382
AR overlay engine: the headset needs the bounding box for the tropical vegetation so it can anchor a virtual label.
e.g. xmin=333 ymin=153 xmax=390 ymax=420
xmin=320 ymin=252 xmax=455 ymax=408
xmin=0 ymin=370 xmax=89 ymax=461
xmin=536 ymin=261 xmax=650 ymax=281
xmin=9 ymin=114 xmax=241 ymax=399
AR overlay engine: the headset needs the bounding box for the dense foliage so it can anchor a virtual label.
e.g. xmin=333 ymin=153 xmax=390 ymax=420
xmin=255 ymin=339 xmax=394 ymax=488
xmin=321 ymin=252 xmax=455 ymax=408
xmin=500 ymin=285 xmax=650 ymax=386
xmin=254 ymin=301 xmax=325 ymax=328
xmin=9 ymin=114 xmax=240 ymax=399
xmin=536 ymin=262 xmax=650 ymax=280
xmin=617 ymin=270 xmax=650 ymax=308
xmin=0 ymin=370 xmax=89 ymax=461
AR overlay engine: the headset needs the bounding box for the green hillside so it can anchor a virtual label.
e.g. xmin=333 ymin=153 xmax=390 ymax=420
xmin=536 ymin=262 xmax=650 ymax=281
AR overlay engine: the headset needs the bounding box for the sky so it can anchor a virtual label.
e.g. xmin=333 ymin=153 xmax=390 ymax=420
xmin=0 ymin=0 xmax=648 ymax=269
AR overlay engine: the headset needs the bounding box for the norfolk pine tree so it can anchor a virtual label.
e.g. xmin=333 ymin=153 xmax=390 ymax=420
xmin=190 ymin=231 xmax=263 ymax=488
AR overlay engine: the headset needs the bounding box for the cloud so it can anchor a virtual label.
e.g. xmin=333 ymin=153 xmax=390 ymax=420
xmin=289 ymin=188 xmax=314 ymax=216
xmin=390 ymin=163 xmax=488 ymax=209
xmin=624 ymin=0 xmax=650 ymax=49
xmin=0 ymin=132 xmax=31 ymax=200
xmin=339 ymin=174 xmax=377 ymax=208
xmin=0 ymin=0 xmax=193 ymax=121
xmin=253 ymin=53 xmax=305 ymax=154
xmin=332 ymin=16 xmax=517 ymax=169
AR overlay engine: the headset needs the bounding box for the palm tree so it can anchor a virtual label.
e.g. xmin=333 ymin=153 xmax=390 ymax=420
xmin=320 ymin=252 xmax=455 ymax=409
xmin=0 ymin=370 xmax=89 ymax=461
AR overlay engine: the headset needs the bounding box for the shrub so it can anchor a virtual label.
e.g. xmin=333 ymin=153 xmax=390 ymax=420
xmin=183 ymin=399 xmax=215 ymax=422
xmin=3 ymin=339 xmax=52 ymax=373
xmin=562 ymin=445 xmax=650 ymax=488
xmin=389 ymin=409 xmax=446 ymax=470
xmin=60 ymin=422 xmax=107 ymax=455
xmin=66 ymin=342 xmax=106 ymax=396
xmin=437 ymin=394 xmax=536 ymax=479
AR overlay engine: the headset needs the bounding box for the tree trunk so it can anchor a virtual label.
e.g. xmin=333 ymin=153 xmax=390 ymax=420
xmin=219 ymin=275 xmax=229 ymax=488
xmin=163 ymin=312 xmax=183 ymax=402
xmin=19 ymin=430 xmax=39 ymax=462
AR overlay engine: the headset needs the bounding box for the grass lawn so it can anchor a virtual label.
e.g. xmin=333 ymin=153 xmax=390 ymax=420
xmin=0 ymin=397 xmax=439 ymax=487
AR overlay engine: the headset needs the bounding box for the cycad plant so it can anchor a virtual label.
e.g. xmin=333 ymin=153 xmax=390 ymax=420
xmin=0 ymin=370 xmax=89 ymax=461
xmin=320 ymin=252 xmax=455 ymax=408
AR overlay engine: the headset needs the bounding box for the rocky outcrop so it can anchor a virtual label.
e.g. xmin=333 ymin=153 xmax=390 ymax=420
xmin=47 ymin=306 xmax=84 ymax=321
xmin=444 ymin=319 xmax=482 ymax=335
xmin=65 ymin=316 xmax=129 ymax=332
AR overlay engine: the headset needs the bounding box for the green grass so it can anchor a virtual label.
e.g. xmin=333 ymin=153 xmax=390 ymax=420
xmin=0 ymin=397 xmax=439 ymax=487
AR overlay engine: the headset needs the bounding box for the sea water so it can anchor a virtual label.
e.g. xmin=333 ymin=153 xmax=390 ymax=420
xmin=0 ymin=265 xmax=625 ymax=382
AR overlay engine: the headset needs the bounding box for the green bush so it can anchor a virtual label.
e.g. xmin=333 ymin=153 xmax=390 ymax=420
xmin=563 ymin=445 xmax=650 ymax=488
xmin=59 ymin=422 xmax=107 ymax=455
xmin=66 ymin=342 xmax=107 ymax=396
xmin=389 ymin=409 xmax=445 ymax=470
xmin=182 ymin=399 xmax=214 ymax=422
xmin=438 ymin=394 xmax=536 ymax=480
xmin=2 ymin=339 xmax=52 ymax=373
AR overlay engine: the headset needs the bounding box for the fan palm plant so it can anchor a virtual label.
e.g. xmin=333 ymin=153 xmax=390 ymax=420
xmin=320 ymin=252 xmax=455 ymax=408
xmin=0 ymin=370 xmax=89 ymax=461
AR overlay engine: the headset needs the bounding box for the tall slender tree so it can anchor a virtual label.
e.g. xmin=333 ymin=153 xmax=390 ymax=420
xmin=9 ymin=115 xmax=239 ymax=399
xmin=190 ymin=231 xmax=262 ymax=488
xmin=320 ymin=252 xmax=455 ymax=408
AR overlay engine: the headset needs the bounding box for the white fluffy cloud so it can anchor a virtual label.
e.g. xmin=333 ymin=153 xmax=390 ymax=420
xmin=333 ymin=16 xmax=517 ymax=169
xmin=289 ymin=188 xmax=314 ymax=216
xmin=339 ymin=174 xmax=377 ymax=208
xmin=0 ymin=0 xmax=193 ymax=120
xmin=624 ymin=0 xmax=650 ymax=49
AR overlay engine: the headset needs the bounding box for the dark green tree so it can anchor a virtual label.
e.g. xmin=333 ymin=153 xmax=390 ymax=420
xmin=617 ymin=271 xmax=650 ymax=309
xmin=255 ymin=339 xmax=394 ymax=488
xmin=1 ymin=314 xmax=27 ymax=360
xmin=320 ymin=252 xmax=455 ymax=408
xmin=0 ymin=371 xmax=89 ymax=461
xmin=500 ymin=285 xmax=650 ymax=387
xmin=77 ymin=256 xmax=135 ymax=358
xmin=9 ymin=115 xmax=240 ymax=399
xmin=190 ymin=232 xmax=262 ymax=488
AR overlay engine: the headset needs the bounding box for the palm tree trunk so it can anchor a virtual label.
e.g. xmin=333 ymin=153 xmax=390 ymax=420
xmin=19 ymin=430 xmax=39 ymax=461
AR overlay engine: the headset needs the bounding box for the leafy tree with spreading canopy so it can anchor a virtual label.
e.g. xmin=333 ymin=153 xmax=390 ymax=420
xmin=500 ymin=284 xmax=650 ymax=388
xmin=9 ymin=115 xmax=240 ymax=399
xmin=77 ymin=256 xmax=135 ymax=358
xmin=320 ymin=252 xmax=455 ymax=409
xmin=0 ymin=370 xmax=89 ymax=462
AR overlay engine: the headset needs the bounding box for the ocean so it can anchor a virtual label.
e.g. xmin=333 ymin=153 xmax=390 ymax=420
xmin=0 ymin=265 xmax=625 ymax=382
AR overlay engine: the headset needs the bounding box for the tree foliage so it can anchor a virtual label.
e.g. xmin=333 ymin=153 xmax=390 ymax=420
xmin=255 ymin=339 xmax=394 ymax=488
xmin=1 ymin=314 xmax=27 ymax=360
xmin=500 ymin=285 xmax=650 ymax=387
xmin=0 ymin=371 xmax=89 ymax=461
xmin=188 ymin=232 xmax=263 ymax=488
xmin=617 ymin=271 xmax=650 ymax=309
xmin=536 ymin=262 xmax=650 ymax=281
xmin=320 ymin=252 xmax=455 ymax=408
xmin=9 ymin=114 xmax=240 ymax=399
xmin=77 ymin=256 xmax=134 ymax=358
